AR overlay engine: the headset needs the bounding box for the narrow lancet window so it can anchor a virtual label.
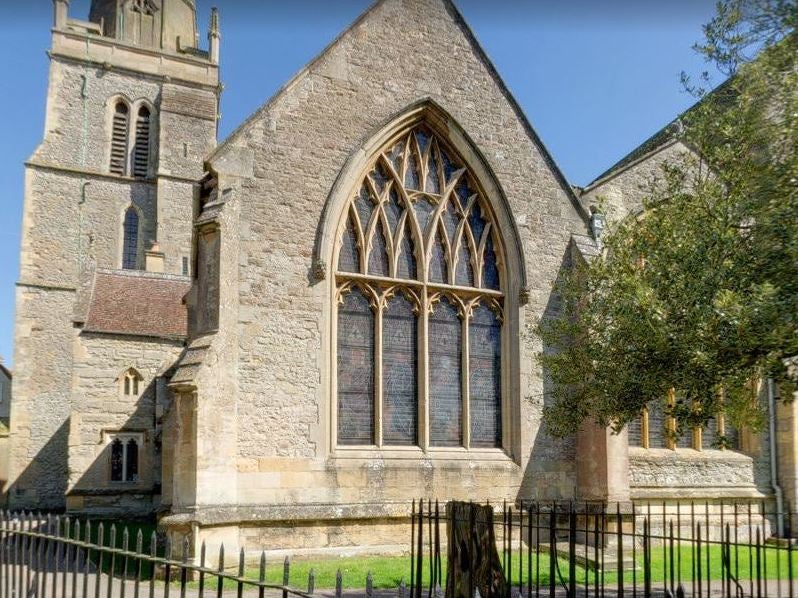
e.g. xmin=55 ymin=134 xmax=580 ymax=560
xmin=132 ymin=106 xmax=151 ymax=178
xmin=122 ymin=208 xmax=140 ymax=270
xmin=110 ymin=102 xmax=129 ymax=175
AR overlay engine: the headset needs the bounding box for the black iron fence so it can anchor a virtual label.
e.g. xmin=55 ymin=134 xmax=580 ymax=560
xmin=410 ymin=499 xmax=798 ymax=598
xmin=0 ymin=511 xmax=390 ymax=598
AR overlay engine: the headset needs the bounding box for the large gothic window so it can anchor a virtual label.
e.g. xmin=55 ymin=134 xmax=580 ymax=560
xmin=335 ymin=125 xmax=505 ymax=449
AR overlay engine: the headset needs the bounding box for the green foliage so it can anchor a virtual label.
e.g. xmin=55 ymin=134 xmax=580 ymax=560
xmin=539 ymin=1 xmax=797 ymax=437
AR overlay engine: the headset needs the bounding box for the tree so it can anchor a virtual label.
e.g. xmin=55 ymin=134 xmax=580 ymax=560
xmin=538 ymin=0 xmax=798 ymax=439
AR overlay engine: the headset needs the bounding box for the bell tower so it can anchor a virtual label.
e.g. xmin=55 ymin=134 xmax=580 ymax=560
xmin=8 ymin=0 xmax=220 ymax=511
xmin=88 ymin=0 xmax=199 ymax=53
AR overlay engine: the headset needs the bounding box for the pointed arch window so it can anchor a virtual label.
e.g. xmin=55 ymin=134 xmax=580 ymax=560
xmin=121 ymin=367 xmax=143 ymax=397
xmin=132 ymin=106 xmax=151 ymax=178
xmin=109 ymin=434 xmax=141 ymax=482
xmin=334 ymin=124 xmax=506 ymax=449
xmin=110 ymin=101 xmax=129 ymax=175
xmin=122 ymin=207 xmax=140 ymax=269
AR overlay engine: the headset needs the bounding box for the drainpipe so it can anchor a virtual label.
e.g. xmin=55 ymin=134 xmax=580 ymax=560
xmin=768 ymin=378 xmax=785 ymax=537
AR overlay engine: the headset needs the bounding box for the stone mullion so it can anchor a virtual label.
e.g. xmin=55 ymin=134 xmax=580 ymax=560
xmin=375 ymin=298 xmax=384 ymax=447
xmin=419 ymin=288 xmax=430 ymax=450
xmin=462 ymin=308 xmax=471 ymax=449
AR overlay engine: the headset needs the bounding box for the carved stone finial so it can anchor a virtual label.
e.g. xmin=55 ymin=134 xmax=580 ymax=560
xmin=313 ymin=259 xmax=327 ymax=282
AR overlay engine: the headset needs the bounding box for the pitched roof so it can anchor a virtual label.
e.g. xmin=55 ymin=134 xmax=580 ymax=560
xmin=82 ymin=269 xmax=191 ymax=340
xmin=208 ymin=0 xmax=588 ymax=223
xmin=0 ymin=363 xmax=10 ymax=380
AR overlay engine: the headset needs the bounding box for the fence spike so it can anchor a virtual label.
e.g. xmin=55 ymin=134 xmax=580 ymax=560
xmin=136 ymin=529 xmax=143 ymax=554
xmin=84 ymin=519 xmax=91 ymax=543
xmin=283 ymin=556 xmax=290 ymax=585
xmin=74 ymin=519 xmax=81 ymax=543
xmin=335 ymin=569 xmax=343 ymax=598
xmin=122 ymin=526 xmax=129 ymax=551
xmin=183 ymin=535 xmax=190 ymax=563
xmin=200 ymin=541 xmax=206 ymax=566
xmin=64 ymin=516 xmax=71 ymax=539
xmin=110 ymin=524 xmax=117 ymax=549
xmin=149 ymin=530 xmax=157 ymax=557
xmin=307 ymin=568 xmax=315 ymax=594
xmin=97 ymin=522 xmax=105 ymax=547
xmin=218 ymin=543 xmax=225 ymax=571
xmin=366 ymin=571 xmax=373 ymax=598
xmin=54 ymin=514 xmax=62 ymax=537
xmin=258 ymin=551 xmax=266 ymax=582
xmin=238 ymin=547 xmax=245 ymax=575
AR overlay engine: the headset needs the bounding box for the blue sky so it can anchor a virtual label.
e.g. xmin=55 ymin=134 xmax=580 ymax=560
xmin=0 ymin=0 xmax=723 ymax=367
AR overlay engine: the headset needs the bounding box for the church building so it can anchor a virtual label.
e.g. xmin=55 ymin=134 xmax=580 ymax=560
xmin=9 ymin=0 xmax=798 ymax=558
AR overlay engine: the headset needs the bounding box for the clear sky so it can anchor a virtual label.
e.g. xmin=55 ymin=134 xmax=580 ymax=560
xmin=0 ymin=0 xmax=724 ymax=367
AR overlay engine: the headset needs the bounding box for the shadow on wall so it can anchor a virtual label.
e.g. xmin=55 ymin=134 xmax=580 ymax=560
xmin=516 ymin=247 xmax=577 ymax=505
xmin=7 ymin=419 xmax=70 ymax=512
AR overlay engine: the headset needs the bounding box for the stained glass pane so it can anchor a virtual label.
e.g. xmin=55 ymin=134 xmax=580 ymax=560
xmin=368 ymin=221 xmax=390 ymax=277
xmin=469 ymin=304 xmax=502 ymax=447
xmin=122 ymin=208 xmax=139 ymax=270
xmin=468 ymin=201 xmax=487 ymax=246
xmin=456 ymin=177 xmax=472 ymax=208
xmin=338 ymin=216 xmax=360 ymax=273
xmin=126 ymin=439 xmax=139 ymax=481
xmin=414 ymin=196 xmax=436 ymax=236
xmin=429 ymin=297 xmax=462 ymax=446
xmin=383 ymin=294 xmax=418 ymax=445
xmin=386 ymin=188 xmax=403 ymax=234
xmin=483 ymin=234 xmax=500 ymax=290
xmin=455 ymin=241 xmax=475 ymax=287
xmin=405 ymin=151 xmax=420 ymax=190
xmin=337 ymin=289 xmax=375 ymax=445
xmin=425 ymin=144 xmax=441 ymax=194
xmin=370 ymin=163 xmax=389 ymax=196
xmin=429 ymin=229 xmax=448 ymax=284
xmin=440 ymin=148 xmax=459 ymax=186
xmin=442 ymin=200 xmax=459 ymax=243
xmin=415 ymin=128 xmax=431 ymax=157
xmin=386 ymin=141 xmax=404 ymax=175
xmin=397 ymin=220 xmax=417 ymax=280
xmin=110 ymin=439 xmax=124 ymax=481
xmin=355 ymin=185 xmax=375 ymax=232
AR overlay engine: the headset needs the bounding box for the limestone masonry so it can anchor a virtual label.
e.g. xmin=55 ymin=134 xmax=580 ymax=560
xmin=8 ymin=0 xmax=797 ymax=561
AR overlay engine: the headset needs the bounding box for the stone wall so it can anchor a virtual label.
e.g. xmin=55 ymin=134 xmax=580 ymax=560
xmin=170 ymin=0 xmax=590 ymax=556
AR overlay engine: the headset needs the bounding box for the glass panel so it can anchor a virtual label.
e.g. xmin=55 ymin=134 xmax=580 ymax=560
xmin=368 ymin=221 xmax=390 ymax=277
xmin=386 ymin=188 xmax=403 ymax=234
xmin=647 ymin=399 xmax=667 ymax=448
xmin=441 ymin=200 xmax=459 ymax=243
xmin=429 ymin=297 xmax=462 ymax=446
xmin=429 ymin=228 xmax=448 ymax=284
xmin=414 ymin=196 xmax=436 ymax=237
xmin=483 ymin=234 xmax=500 ymax=290
xmin=370 ymin=163 xmax=389 ymax=196
xmin=122 ymin=208 xmax=139 ymax=270
xmin=440 ymin=148 xmax=459 ymax=186
xmin=397 ymin=220 xmax=417 ymax=280
xmin=405 ymin=151 xmax=420 ymax=190
xmin=469 ymin=304 xmax=502 ymax=447
xmin=355 ymin=185 xmax=375 ymax=232
xmin=627 ymin=415 xmax=642 ymax=447
xmin=386 ymin=140 xmax=404 ymax=175
xmin=126 ymin=439 xmax=139 ymax=481
xmin=455 ymin=241 xmax=475 ymax=287
xmin=415 ymin=129 xmax=431 ymax=157
xmin=425 ymin=144 xmax=441 ymax=194
xmin=382 ymin=294 xmax=418 ymax=445
xmin=338 ymin=216 xmax=360 ymax=273
xmin=110 ymin=439 xmax=124 ymax=481
xmin=337 ymin=288 xmax=375 ymax=445
xmin=456 ymin=177 xmax=472 ymax=208
xmin=468 ymin=201 xmax=487 ymax=246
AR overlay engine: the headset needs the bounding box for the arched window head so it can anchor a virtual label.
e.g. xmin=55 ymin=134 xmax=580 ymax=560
xmin=132 ymin=106 xmax=151 ymax=178
xmin=334 ymin=124 xmax=506 ymax=450
xmin=122 ymin=207 xmax=140 ymax=270
xmin=110 ymin=101 xmax=130 ymax=175
xmin=120 ymin=368 xmax=142 ymax=397
xmin=109 ymin=434 xmax=141 ymax=482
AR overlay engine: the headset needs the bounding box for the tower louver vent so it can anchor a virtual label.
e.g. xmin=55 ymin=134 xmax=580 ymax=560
xmin=132 ymin=106 xmax=150 ymax=178
xmin=110 ymin=102 xmax=129 ymax=175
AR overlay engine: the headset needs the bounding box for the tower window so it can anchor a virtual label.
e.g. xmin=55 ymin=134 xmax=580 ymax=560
xmin=110 ymin=101 xmax=129 ymax=175
xmin=132 ymin=106 xmax=151 ymax=178
xmin=122 ymin=208 xmax=140 ymax=270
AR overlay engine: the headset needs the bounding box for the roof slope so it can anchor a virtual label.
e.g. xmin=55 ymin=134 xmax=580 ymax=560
xmin=82 ymin=270 xmax=191 ymax=340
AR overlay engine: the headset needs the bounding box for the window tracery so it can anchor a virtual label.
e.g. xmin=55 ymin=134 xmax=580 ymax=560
xmin=334 ymin=124 xmax=506 ymax=449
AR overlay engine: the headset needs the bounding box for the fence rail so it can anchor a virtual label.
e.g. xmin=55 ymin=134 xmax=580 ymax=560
xmin=0 ymin=512 xmax=389 ymax=598
xmin=411 ymin=499 xmax=798 ymax=598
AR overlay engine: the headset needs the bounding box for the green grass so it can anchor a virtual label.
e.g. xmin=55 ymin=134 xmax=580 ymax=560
xmin=183 ymin=544 xmax=798 ymax=590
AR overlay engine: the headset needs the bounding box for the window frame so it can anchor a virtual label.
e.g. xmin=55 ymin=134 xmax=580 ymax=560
xmin=106 ymin=97 xmax=155 ymax=179
xmin=329 ymin=123 xmax=511 ymax=457
xmin=104 ymin=431 xmax=144 ymax=484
